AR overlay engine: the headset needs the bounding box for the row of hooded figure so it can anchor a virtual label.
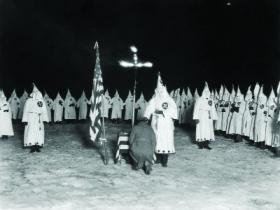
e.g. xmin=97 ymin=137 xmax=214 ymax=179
xmin=191 ymin=81 xmax=280 ymax=154
xmin=169 ymin=87 xmax=200 ymax=126
xmin=213 ymin=83 xmax=280 ymax=152
xmin=1 ymin=89 xmax=148 ymax=123
xmin=168 ymin=82 xmax=280 ymax=155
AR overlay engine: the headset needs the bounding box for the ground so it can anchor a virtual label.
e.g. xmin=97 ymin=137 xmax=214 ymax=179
xmin=0 ymin=122 xmax=279 ymax=210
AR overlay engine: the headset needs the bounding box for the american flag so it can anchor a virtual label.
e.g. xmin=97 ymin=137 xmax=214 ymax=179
xmin=89 ymin=42 xmax=104 ymax=142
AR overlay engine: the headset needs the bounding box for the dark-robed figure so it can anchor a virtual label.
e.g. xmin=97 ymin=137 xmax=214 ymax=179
xmin=129 ymin=120 xmax=156 ymax=175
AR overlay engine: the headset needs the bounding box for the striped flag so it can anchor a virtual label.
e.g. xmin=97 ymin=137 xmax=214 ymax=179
xmin=89 ymin=42 xmax=104 ymax=142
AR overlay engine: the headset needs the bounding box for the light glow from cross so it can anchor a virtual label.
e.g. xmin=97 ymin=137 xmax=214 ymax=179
xmin=119 ymin=46 xmax=153 ymax=69
xmin=119 ymin=45 xmax=153 ymax=126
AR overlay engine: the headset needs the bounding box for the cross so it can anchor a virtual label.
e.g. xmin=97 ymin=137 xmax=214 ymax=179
xmin=119 ymin=46 xmax=153 ymax=126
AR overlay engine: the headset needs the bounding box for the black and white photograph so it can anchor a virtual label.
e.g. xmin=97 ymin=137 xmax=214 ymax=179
xmin=0 ymin=0 xmax=280 ymax=209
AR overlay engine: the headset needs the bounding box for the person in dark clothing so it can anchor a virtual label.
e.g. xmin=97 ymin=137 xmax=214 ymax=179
xmin=129 ymin=119 xmax=156 ymax=175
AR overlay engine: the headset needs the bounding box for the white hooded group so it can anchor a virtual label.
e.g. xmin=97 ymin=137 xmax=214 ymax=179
xmin=212 ymin=82 xmax=280 ymax=153
xmin=2 ymin=78 xmax=280 ymax=157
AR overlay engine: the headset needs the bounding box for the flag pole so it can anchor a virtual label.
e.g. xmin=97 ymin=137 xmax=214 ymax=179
xmin=131 ymin=68 xmax=137 ymax=127
xmin=95 ymin=41 xmax=106 ymax=140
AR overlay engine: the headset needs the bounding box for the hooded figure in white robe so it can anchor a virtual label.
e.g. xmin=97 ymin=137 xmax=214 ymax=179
xmin=110 ymin=90 xmax=123 ymax=121
xmin=53 ymin=93 xmax=64 ymax=123
xmin=193 ymin=82 xmax=218 ymax=149
xmin=194 ymin=89 xmax=200 ymax=102
xmin=0 ymin=90 xmax=14 ymax=138
xmin=226 ymin=86 xmax=236 ymax=134
xmin=221 ymin=87 xmax=231 ymax=132
xmin=174 ymin=88 xmax=181 ymax=120
xmin=8 ymin=90 xmax=20 ymax=120
xmin=101 ymin=90 xmax=111 ymax=118
xmin=265 ymin=88 xmax=277 ymax=146
xmin=254 ymin=86 xmax=268 ymax=146
xmin=242 ymin=86 xmax=254 ymax=138
xmin=214 ymin=89 xmax=219 ymax=107
xmin=210 ymin=90 xmax=215 ymax=101
xmin=215 ymin=85 xmax=224 ymax=131
xmin=22 ymin=84 xmax=49 ymax=152
xmin=44 ymin=92 xmax=54 ymax=122
xmin=18 ymin=90 xmax=29 ymax=119
xmin=77 ymin=91 xmax=89 ymax=120
xmin=272 ymin=82 xmax=280 ymax=156
xmin=184 ymin=87 xmax=194 ymax=126
xmin=124 ymin=91 xmax=134 ymax=121
xmin=249 ymin=83 xmax=260 ymax=141
xmin=64 ymin=89 xmax=77 ymax=120
xmin=179 ymin=89 xmax=187 ymax=124
xmin=227 ymin=87 xmax=246 ymax=142
xmin=144 ymin=73 xmax=177 ymax=167
xmin=135 ymin=92 xmax=147 ymax=121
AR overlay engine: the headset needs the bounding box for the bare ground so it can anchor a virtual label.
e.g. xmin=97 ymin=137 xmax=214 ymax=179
xmin=0 ymin=122 xmax=279 ymax=210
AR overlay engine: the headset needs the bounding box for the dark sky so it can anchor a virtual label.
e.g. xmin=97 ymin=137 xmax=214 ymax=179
xmin=0 ymin=0 xmax=279 ymax=99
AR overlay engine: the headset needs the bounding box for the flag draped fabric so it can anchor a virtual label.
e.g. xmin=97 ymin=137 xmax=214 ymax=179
xmin=89 ymin=42 xmax=104 ymax=142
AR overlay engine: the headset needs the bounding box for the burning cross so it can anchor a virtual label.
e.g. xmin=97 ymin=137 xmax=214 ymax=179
xmin=119 ymin=46 xmax=153 ymax=126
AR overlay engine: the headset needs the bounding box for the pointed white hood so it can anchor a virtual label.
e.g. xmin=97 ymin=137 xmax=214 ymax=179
xmin=219 ymin=85 xmax=224 ymax=99
xmin=245 ymin=85 xmax=252 ymax=102
xmin=65 ymin=89 xmax=72 ymax=99
xmin=30 ymin=83 xmax=43 ymax=100
xmin=194 ymin=88 xmax=200 ymax=100
xmin=114 ymin=90 xmax=120 ymax=98
xmin=105 ymin=89 xmax=110 ymax=97
xmin=222 ymin=87 xmax=230 ymax=101
xmin=0 ymin=90 xmax=6 ymax=102
xmin=154 ymin=72 xmax=169 ymax=98
xmin=253 ymin=83 xmax=260 ymax=99
xmin=187 ymin=87 xmax=193 ymax=99
xmin=80 ymin=90 xmax=87 ymax=99
xmin=201 ymin=82 xmax=210 ymax=99
xmin=234 ymin=86 xmax=244 ymax=102
xmin=257 ymin=86 xmax=267 ymax=104
xmin=267 ymin=87 xmax=276 ymax=106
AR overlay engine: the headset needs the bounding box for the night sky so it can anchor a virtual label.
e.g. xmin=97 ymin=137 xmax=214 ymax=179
xmin=0 ymin=0 xmax=279 ymax=99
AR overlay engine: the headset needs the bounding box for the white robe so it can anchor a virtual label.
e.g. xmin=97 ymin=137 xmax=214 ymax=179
xmin=77 ymin=96 xmax=89 ymax=120
xmin=8 ymin=96 xmax=20 ymax=119
xmin=184 ymin=98 xmax=194 ymax=125
xmin=64 ymin=97 xmax=77 ymax=120
xmin=254 ymin=103 xmax=268 ymax=142
xmin=265 ymin=104 xmax=277 ymax=146
xmin=135 ymin=99 xmax=147 ymax=120
xmin=124 ymin=96 xmax=134 ymax=120
xmin=215 ymin=100 xmax=224 ymax=131
xmin=242 ymin=101 xmax=254 ymax=137
xmin=144 ymin=95 xmax=177 ymax=154
xmin=0 ymin=100 xmax=14 ymax=136
xmin=193 ymin=97 xmax=218 ymax=142
xmin=53 ymin=98 xmax=64 ymax=122
xmin=272 ymin=109 xmax=280 ymax=147
xmin=221 ymin=101 xmax=231 ymax=132
xmin=175 ymin=95 xmax=181 ymax=121
xmin=101 ymin=95 xmax=111 ymax=118
xmin=249 ymin=102 xmax=258 ymax=140
xmin=179 ymin=95 xmax=187 ymax=124
xmin=226 ymin=102 xmax=234 ymax=134
xmin=18 ymin=95 xmax=28 ymax=119
xmin=44 ymin=97 xmax=54 ymax=122
xmin=227 ymin=101 xmax=246 ymax=135
xmin=22 ymin=98 xmax=49 ymax=146
xmin=110 ymin=97 xmax=123 ymax=119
